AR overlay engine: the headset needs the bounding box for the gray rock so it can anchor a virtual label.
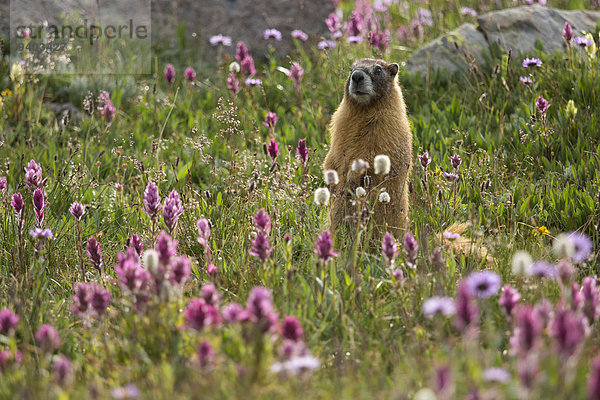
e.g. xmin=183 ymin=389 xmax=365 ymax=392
xmin=406 ymin=23 xmax=489 ymax=76
xmin=478 ymin=5 xmax=600 ymax=55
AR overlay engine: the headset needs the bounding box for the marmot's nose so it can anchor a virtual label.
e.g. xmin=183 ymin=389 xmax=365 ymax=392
xmin=351 ymin=71 xmax=365 ymax=83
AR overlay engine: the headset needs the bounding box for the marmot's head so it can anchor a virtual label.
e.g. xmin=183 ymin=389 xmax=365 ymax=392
xmin=345 ymin=58 xmax=400 ymax=106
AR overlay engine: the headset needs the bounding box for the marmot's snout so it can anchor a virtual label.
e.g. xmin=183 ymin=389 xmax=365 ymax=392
xmin=349 ymin=70 xmax=374 ymax=103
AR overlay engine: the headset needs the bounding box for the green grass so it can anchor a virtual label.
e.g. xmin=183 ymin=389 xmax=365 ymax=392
xmin=0 ymin=0 xmax=599 ymax=398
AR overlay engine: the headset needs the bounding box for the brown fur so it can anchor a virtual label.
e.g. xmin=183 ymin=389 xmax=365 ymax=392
xmin=323 ymin=58 xmax=413 ymax=238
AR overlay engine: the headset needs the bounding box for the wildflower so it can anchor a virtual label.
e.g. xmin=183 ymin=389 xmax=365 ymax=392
xmin=201 ymin=283 xmax=220 ymax=306
xmin=209 ymin=34 xmax=232 ymax=46
xmin=512 ymin=250 xmax=533 ymax=275
xmin=29 ymin=228 xmax=53 ymax=239
xmin=229 ymin=62 xmax=240 ymax=73
xmin=450 ymin=154 xmax=462 ymax=171
xmin=156 ymin=231 xmax=178 ymax=266
xmin=422 ymin=296 xmax=456 ymax=318
xmin=266 ymin=139 xmax=279 ymax=161
xmin=296 ymin=139 xmax=309 ymax=165
xmin=566 ymin=100 xmax=578 ymax=119
xmin=263 ymin=111 xmax=277 ymax=129
xmin=254 ymin=209 xmax=271 ymax=234
xmin=69 ymin=201 xmax=85 ymax=220
xmin=163 ymin=190 xmax=184 ymax=234
xmin=32 ymin=188 xmax=45 ymax=226
xmin=355 ymin=187 xmax=366 ymax=197
xmin=288 ymin=62 xmax=304 ymax=91
xmin=346 ymin=10 xmax=364 ymax=36
xmin=418 ymin=152 xmax=431 ymax=170
xmin=562 ymin=22 xmax=573 ymax=42
xmin=442 ymin=172 xmax=459 ymax=181
xmin=227 ymin=72 xmax=240 ymax=95
xmin=575 ymin=36 xmax=593 ymax=47
xmin=370 ymin=29 xmax=391 ymax=51
xmin=351 ymin=159 xmax=369 ymax=173
xmin=184 ymin=67 xmax=196 ymax=82
xmin=522 ymin=57 xmax=542 ymax=68
xmin=443 ymin=231 xmax=460 ymax=240
xmin=197 ymin=340 xmax=215 ymax=368
xmin=314 ymin=231 xmax=339 ymax=263
xmin=325 ymin=13 xmax=341 ymax=34
xmin=11 ymin=193 xmax=24 ymax=215
xmin=52 ymin=355 xmax=73 ymax=386
xmin=536 ymin=95 xmax=550 ymax=115
xmin=235 ymin=42 xmax=249 ymax=62
xmin=222 ymin=303 xmax=249 ymax=323
xmin=281 ymin=316 xmax=303 ymax=342
xmin=569 ymin=231 xmax=592 ymax=263
xmin=115 ymin=248 xmax=150 ymax=293
xmin=550 ymin=305 xmax=587 ymax=358
xmin=585 ymin=33 xmax=597 ymax=59
xmin=510 ymin=305 xmax=543 ymax=357
xmin=582 ymin=276 xmax=600 ymax=324
xmin=417 ymin=8 xmax=434 ymax=26
xmin=532 ymin=225 xmax=549 ymax=236
xmin=403 ymin=233 xmax=418 ymax=264
xmin=169 ymin=255 xmax=191 ymax=286
xmin=528 ymin=260 xmax=557 ymax=279
xmin=164 ymin=64 xmax=175 ymax=84
xmin=89 ymin=284 xmax=111 ymax=316
xmin=317 ymin=40 xmax=336 ymax=50
xmin=433 ymin=365 xmax=453 ymax=397
xmin=464 ymin=271 xmax=502 ymax=298
xmin=0 ymin=176 xmax=6 ymax=193
xmin=271 ymin=355 xmax=320 ymax=375
xmin=520 ymin=76 xmax=533 ymax=85
xmin=111 ymin=384 xmax=140 ymax=400
xmin=263 ymin=29 xmax=282 ymax=41
xmin=240 ymin=56 xmax=256 ymax=75
xmin=9 ymin=62 xmax=24 ymax=86
xmin=0 ymin=308 xmax=19 ymax=336
xmin=411 ymin=19 xmax=424 ymax=41
xmin=454 ymin=282 xmax=479 ymax=332
xmin=197 ymin=218 xmax=211 ymax=248
xmin=129 ymin=233 xmax=144 ymax=256
xmin=314 ymin=188 xmax=330 ymax=206
xmin=557 ymin=259 xmax=575 ymax=285
xmin=143 ymin=181 xmax=162 ymax=219
xmin=429 ymin=247 xmax=445 ymax=269
xmin=206 ymin=263 xmax=218 ymax=275
xmin=374 ymin=155 xmax=391 ymax=175
xmin=0 ymin=349 xmax=22 ymax=372
xmin=244 ymin=78 xmax=262 ymax=86
xmin=86 ymin=236 xmax=103 ymax=273
xmin=460 ymin=7 xmax=477 ymax=17
xmin=35 ymin=324 xmax=61 ymax=353
xmin=347 ymin=36 xmax=363 ymax=43
xmin=246 ymin=286 xmax=278 ymax=332
xmin=379 ymin=191 xmax=390 ymax=203
xmin=483 ymin=367 xmax=510 ymax=383
xmin=324 ymin=170 xmax=339 ymax=185
xmin=553 ymin=233 xmax=576 ymax=259
xmin=499 ymin=285 xmax=521 ymax=316
xmin=381 ymin=232 xmax=399 ymax=264
xmin=98 ymin=91 xmax=116 ymax=122
xmin=184 ymin=298 xmax=221 ymax=331
xmin=392 ymin=269 xmax=404 ymax=283
xmin=249 ymin=232 xmax=274 ymax=263
xmin=291 ymin=30 xmax=308 ymax=41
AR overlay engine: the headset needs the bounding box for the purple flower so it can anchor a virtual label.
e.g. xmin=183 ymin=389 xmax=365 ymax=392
xmin=52 ymin=355 xmax=73 ymax=386
xmin=227 ymin=72 xmax=240 ymax=95
xmin=87 ymin=236 xmax=103 ymax=273
xmin=499 ymin=285 xmax=521 ymax=316
xmin=70 ymin=282 xmax=92 ymax=316
xmin=164 ymin=64 xmax=175 ymax=84
xmin=35 ymin=324 xmax=61 ymax=353
xmin=403 ymin=233 xmax=418 ymax=265
xmin=184 ymin=67 xmax=196 ymax=82
xmin=291 ymin=30 xmax=308 ymax=41
xmin=575 ymin=36 xmax=593 ymax=47
xmin=69 ymin=201 xmax=85 ymax=220
xmin=197 ymin=218 xmax=211 ymax=247
xmin=143 ymin=181 xmax=161 ymax=218
xmin=98 ymin=91 xmax=116 ymax=122
xmin=346 ymin=10 xmax=365 ymax=36
xmin=89 ymin=283 xmax=111 ymax=316
xmin=582 ymin=276 xmax=600 ymax=324
xmin=115 ymin=248 xmax=150 ymax=293
xmin=317 ymin=40 xmax=336 ymax=50
xmin=11 ymin=192 xmax=24 ymax=215
xmin=201 ymin=283 xmax=220 ymax=306
xmin=450 ymin=154 xmax=462 ymax=171
xmin=325 ymin=13 xmax=341 ymax=34
xmin=111 ymin=384 xmax=140 ymax=400
xmin=569 ymin=232 xmax=592 ymax=263
xmin=254 ymin=209 xmax=271 ymax=234
xmin=197 ymin=340 xmax=215 ymax=368
xmin=244 ymin=78 xmax=262 ymax=86
xmin=483 ymin=367 xmax=510 ymax=383
xmin=184 ymin=298 xmax=221 ymax=331
xmin=271 ymin=354 xmax=320 ymax=374
xmin=32 ymin=188 xmax=45 ymax=226
xmin=465 ymin=270 xmax=502 ymax=298
xmin=510 ymin=305 xmax=543 ymax=357
xmin=381 ymin=232 xmax=399 ymax=264
xmin=522 ymin=57 xmax=542 ymax=68
xmin=520 ymin=76 xmax=533 ymax=85
xmin=0 ymin=308 xmax=19 ymax=336
xmin=460 ymin=7 xmax=477 ymax=17
xmin=442 ymin=171 xmax=459 ymax=181
xmin=128 ymin=233 xmax=144 ymax=256
xmin=162 ymin=190 xmax=184 ymax=234
xmin=392 ymin=269 xmax=404 ymax=282
xmin=529 ymin=260 xmax=557 ymax=279
xmin=0 ymin=349 xmax=22 ymax=372
xmin=417 ymin=8 xmax=434 ymax=26
xmin=250 ymin=232 xmax=274 ymax=263
xmin=235 ymin=42 xmax=249 ymax=62
xmin=209 ymin=34 xmax=232 ymax=46
xmin=170 ymin=255 xmax=192 ymax=285
xmin=263 ymin=29 xmax=282 ymax=41
xmin=206 ymin=263 xmax=218 ymax=275
xmin=536 ymin=95 xmax=550 ymax=115
xmin=281 ymin=316 xmax=303 ymax=342
xmin=550 ymin=306 xmax=587 ymax=358
xmin=562 ymin=22 xmax=573 ymax=42
xmin=589 ymin=357 xmax=600 ymax=400
xmin=288 ymin=62 xmax=304 ymax=91
xmin=246 ymin=287 xmax=278 ymax=332
xmin=433 ymin=365 xmax=452 ymax=396
xmin=24 ymin=159 xmax=43 ymax=191
xmin=422 ymin=296 xmax=456 ymax=318
xmin=264 ymin=111 xmax=277 ymax=129
xmin=454 ymin=282 xmax=478 ymax=331
xmin=267 ymin=139 xmax=278 ymax=161
xmin=418 ymin=152 xmax=431 ymax=170
xmin=411 ymin=19 xmax=424 ymax=41
xmin=156 ymin=231 xmax=177 ymax=266
xmin=347 ymin=36 xmax=364 ymax=43
xmin=29 ymin=228 xmax=53 ymax=239
xmin=370 ymin=29 xmax=391 ymax=51
xmin=240 ymin=55 xmax=256 ymax=76
xmin=221 ymin=303 xmax=249 ymax=323
xmin=443 ymin=231 xmax=460 ymax=240
xmin=314 ymin=230 xmax=339 ymax=263
xmin=296 ymin=139 xmax=308 ymax=165
xmin=0 ymin=176 xmax=7 ymax=193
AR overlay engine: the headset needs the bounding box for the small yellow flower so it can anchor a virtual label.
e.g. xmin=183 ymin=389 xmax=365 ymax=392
xmin=1 ymin=89 xmax=11 ymax=98
xmin=532 ymin=226 xmax=550 ymax=237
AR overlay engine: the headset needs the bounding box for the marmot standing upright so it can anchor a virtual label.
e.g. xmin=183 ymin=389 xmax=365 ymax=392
xmin=323 ymin=58 xmax=413 ymax=238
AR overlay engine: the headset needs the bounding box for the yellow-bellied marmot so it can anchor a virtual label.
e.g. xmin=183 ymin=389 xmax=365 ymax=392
xmin=323 ymin=58 xmax=413 ymax=238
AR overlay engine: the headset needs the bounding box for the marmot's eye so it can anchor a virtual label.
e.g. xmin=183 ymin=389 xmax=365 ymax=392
xmin=374 ymin=66 xmax=383 ymax=74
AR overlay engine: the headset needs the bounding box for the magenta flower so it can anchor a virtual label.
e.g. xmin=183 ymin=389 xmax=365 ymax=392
xmin=201 ymin=283 xmax=221 ymax=306
xmin=184 ymin=298 xmax=221 ymax=331
xmin=418 ymin=152 xmax=431 ymax=170
xmin=536 ymin=95 xmax=550 ymax=115
xmin=24 ymin=159 xmax=43 ymax=191
xmin=369 ymin=29 xmax=391 ymax=51
xmin=267 ymin=139 xmax=278 ymax=161
xmin=162 ymin=190 xmax=184 ymax=234
xmin=0 ymin=308 xmax=19 ymax=336
xmin=287 ymin=62 xmax=304 ymax=91
xmin=143 ymin=181 xmax=162 ymax=218
xmin=128 ymin=233 xmax=144 ymax=256
xmin=246 ymin=286 xmax=278 ymax=332
xmin=450 ymin=154 xmax=462 ymax=171
xmin=522 ymin=57 xmax=542 ymax=68
xmin=11 ymin=192 xmax=23 ymax=215
xmin=32 ymin=188 xmax=45 ymax=226
xmin=90 ymin=284 xmax=111 ymax=316
xmin=281 ymin=316 xmax=303 ymax=342
xmin=550 ymin=306 xmax=587 ymax=358
xmin=562 ymin=22 xmax=573 ymax=42
xmin=346 ymin=10 xmax=364 ymax=36
xmin=115 ymin=248 xmax=150 ymax=293
xmin=291 ymin=30 xmax=308 ymax=41
xmin=403 ymin=233 xmax=418 ymax=265
xmin=264 ymin=111 xmax=277 ymax=129
xmin=582 ymin=276 xmax=600 ymax=324
xmin=460 ymin=7 xmax=477 ymax=17
xmin=520 ymin=76 xmax=533 ymax=85
xmin=69 ymin=201 xmax=85 ymax=220
xmin=227 ymin=72 xmax=240 ymax=95
xmin=325 ymin=13 xmax=341 ymax=34
xmin=0 ymin=349 xmax=22 ymax=372
xmin=296 ymin=139 xmax=309 ymax=165
xmin=29 ymin=228 xmax=53 ymax=239
xmin=454 ymin=282 xmax=478 ymax=332
xmin=35 ymin=324 xmax=61 ymax=353
xmin=170 ymin=255 xmax=192 ymax=285
xmin=0 ymin=176 xmax=7 ymax=193
xmin=209 ymin=34 xmax=232 ymax=46
xmin=197 ymin=340 xmax=215 ymax=368
xmin=499 ymin=285 xmax=521 ymax=316
xmin=442 ymin=171 xmax=459 ymax=181
xmin=156 ymin=231 xmax=177 ymax=266
xmin=509 ymin=305 xmax=543 ymax=357
xmin=221 ymin=303 xmax=249 ymax=323
xmin=98 ymin=91 xmax=116 ymax=122
xmin=314 ymin=230 xmax=339 ymax=263
xmin=184 ymin=67 xmax=196 ymax=82
xmin=433 ymin=365 xmax=452 ymax=396
xmin=52 ymin=355 xmax=73 ymax=386
xmin=263 ymin=29 xmax=282 ymax=41
xmin=164 ymin=64 xmax=175 ymax=84
xmin=381 ymin=232 xmax=399 ymax=264
xmin=240 ymin=55 xmax=256 ymax=76
xmin=87 ymin=236 xmax=103 ymax=273
xmin=235 ymin=42 xmax=249 ymax=62
xmin=422 ymin=296 xmax=456 ymax=318
xmin=464 ymin=270 xmax=501 ymax=298
xmin=250 ymin=232 xmax=274 ymax=263
xmin=245 ymin=78 xmax=262 ymax=86
xmin=196 ymin=218 xmax=211 ymax=248
xmin=254 ymin=209 xmax=271 ymax=234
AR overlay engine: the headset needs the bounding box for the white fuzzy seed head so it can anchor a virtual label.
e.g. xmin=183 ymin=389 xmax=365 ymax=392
xmin=229 ymin=62 xmax=241 ymax=73
xmin=324 ymin=170 xmax=339 ymax=185
xmin=553 ymin=233 xmax=575 ymax=259
xmin=378 ymin=191 xmax=391 ymax=203
xmin=355 ymin=187 xmax=366 ymax=197
xmin=143 ymin=249 xmax=160 ymax=275
xmin=314 ymin=188 xmax=330 ymax=206
xmin=351 ymin=159 xmax=369 ymax=173
xmin=511 ymin=250 xmax=533 ymax=275
xmin=374 ymin=155 xmax=391 ymax=175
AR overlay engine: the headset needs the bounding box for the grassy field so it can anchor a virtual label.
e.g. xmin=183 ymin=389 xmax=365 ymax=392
xmin=1 ymin=0 xmax=600 ymax=398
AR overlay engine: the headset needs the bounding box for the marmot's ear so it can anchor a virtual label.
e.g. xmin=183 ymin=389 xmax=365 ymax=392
xmin=388 ymin=63 xmax=399 ymax=77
